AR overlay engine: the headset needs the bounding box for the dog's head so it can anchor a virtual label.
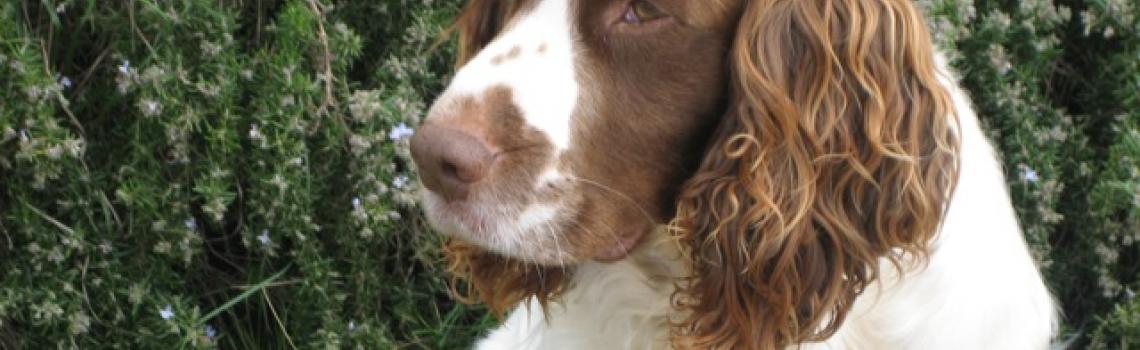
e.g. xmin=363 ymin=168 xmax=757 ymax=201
xmin=410 ymin=0 xmax=958 ymax=348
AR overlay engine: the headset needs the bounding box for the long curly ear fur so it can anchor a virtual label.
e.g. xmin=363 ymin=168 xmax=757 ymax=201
xmin=671 ymin=0 xmax=959 ymax=348
xmin=441 ymin=0 xmax=569 ymax=317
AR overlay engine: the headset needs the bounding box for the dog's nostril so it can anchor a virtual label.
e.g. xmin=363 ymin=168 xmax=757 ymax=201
xmin=442 ymin=160 xmax=465 ymax=182
xmin=441 ymin=161 xmax=460 ymax=179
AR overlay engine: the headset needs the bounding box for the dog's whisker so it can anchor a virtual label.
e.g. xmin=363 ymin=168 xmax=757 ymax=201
xmin=568 ymin=175 xmax=657 ymax=229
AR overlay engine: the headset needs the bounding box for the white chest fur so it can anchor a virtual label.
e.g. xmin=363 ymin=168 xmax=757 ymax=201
xmin=476 ymin=233 xmax=681 ymax=350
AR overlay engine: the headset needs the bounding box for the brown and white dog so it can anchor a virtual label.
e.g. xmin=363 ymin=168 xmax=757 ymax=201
xmin=409 ymin=1 xmax=1057 ymax=349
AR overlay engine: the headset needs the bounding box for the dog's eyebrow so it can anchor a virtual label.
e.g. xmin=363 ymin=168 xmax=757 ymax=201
xmin=666 ymin=0 xmax=741 ymax=30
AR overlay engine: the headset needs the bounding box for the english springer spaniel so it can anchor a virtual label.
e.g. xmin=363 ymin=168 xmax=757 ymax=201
xmin=409 ymin=0 xmax=1058 ymax=349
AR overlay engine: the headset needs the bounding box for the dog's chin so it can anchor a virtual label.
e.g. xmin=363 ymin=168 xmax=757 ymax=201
xmin=420 ymin=191 xmax=587 ymax=265
xmin=419 ymin=186 xmax=655 ymax=265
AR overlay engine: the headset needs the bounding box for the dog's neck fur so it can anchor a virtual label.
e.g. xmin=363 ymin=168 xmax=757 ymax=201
xmin=478 ymin=228 xmax=682 ymax=350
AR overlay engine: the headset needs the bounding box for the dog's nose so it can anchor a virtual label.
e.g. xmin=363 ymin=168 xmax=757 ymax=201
xmin=410 ymin=123 xmax=495 ymax=201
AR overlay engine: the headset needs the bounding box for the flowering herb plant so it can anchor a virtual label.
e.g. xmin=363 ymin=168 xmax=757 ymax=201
xmin=0 ymin=0 xmax=1137 ymax=348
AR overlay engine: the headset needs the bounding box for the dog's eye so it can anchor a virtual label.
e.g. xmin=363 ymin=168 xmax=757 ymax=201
xmin=622 ymin=0 xmax=666 ymax=24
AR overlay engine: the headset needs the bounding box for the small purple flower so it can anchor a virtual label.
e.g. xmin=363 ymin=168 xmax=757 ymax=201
xmin=249 ymin=124 xmax=263 ymax=141
xmin=140 ymin=99 xmax=162 ymax=116
xmin=184 ymin=218 xmax=198 ymax=231
xmin=352 ymin=197 xmax=362 ymax=210
xmin=205 ymin=324 xmax=218 ymax=340
xmin=393 ymin=175 xmax=409 ymax=189
xmin=59 ymin=76 xmax=73 ymax=89
xmin=119 ymin=60 xmax=131 ymax=75
xmin=257 ymin=230 xmax=272 ymax=246
xmin=388 ymin=123 xmax=414 ymax=141
xmin=159 ymin=305 xmax=174 ymax=320
xmin=1021 ymin=167 xmax=1039 ymax=183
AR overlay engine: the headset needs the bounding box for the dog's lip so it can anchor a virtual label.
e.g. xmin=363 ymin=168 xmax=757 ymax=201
xmin=422 ymin=192 xmax=487 ymax=233
xmin=424 ymin=190 xmax=653 ymax=263
xmin=593 ymin=231 xmax=648 ymax=262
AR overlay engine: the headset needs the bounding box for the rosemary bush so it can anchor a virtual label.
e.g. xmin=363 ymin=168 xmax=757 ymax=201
xmin=0 ymin=0 xmax=1135 ymax=348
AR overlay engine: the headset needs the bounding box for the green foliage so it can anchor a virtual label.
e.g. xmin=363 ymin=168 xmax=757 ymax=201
xmin=922 ymin=0 xmax=1140 ymax=346
xmin=0 ymin=0 xmax=491 ymax=348
xmin=1090 ymin=297 xmax=1140 ymax=350
xmin=0 ymin=0 xmax=1136 ymax=348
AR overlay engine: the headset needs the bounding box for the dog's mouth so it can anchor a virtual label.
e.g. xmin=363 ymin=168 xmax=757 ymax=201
xmin=419 ymin=182 xmax=580 ymax=265
xmin=418 ymin=175 xmax=652 ymax=265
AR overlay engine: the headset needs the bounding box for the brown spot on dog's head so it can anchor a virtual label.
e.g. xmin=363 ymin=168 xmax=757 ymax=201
xmin=557 ymin=0 xmax=743 ymax=259
xmin=490 ymin=46 xmax=524 ymax=66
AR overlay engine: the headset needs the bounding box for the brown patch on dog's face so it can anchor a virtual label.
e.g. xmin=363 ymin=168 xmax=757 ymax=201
xmin=562 ymin=0 xmax=742 ymax=259
xmin=418 ymin=86 xmax=579 ymax=262
xmin=415 ymin=0 xmax=742 ymax=263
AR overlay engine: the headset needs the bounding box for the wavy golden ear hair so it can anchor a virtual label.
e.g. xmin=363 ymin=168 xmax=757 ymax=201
xmin=671 ymin=0 xmax=959 ymax=348
xmin=441 ymin=0 xmax=569 ymax=317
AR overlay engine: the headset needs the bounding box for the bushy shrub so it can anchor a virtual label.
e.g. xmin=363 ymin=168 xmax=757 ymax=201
xmin=1 ymin=0 xmax=490 ymax=348
xmin=921 ymin=0 xmax=1139 ymax=346
xmin=0 ymin=0 xmax=1136 ymax=348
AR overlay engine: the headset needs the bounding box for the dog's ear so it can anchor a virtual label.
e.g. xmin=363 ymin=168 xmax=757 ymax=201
xmin=452 ymin=0 xmax=527 ymax=67
xmin=671 ymin=0 xmax=959 ymax=348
